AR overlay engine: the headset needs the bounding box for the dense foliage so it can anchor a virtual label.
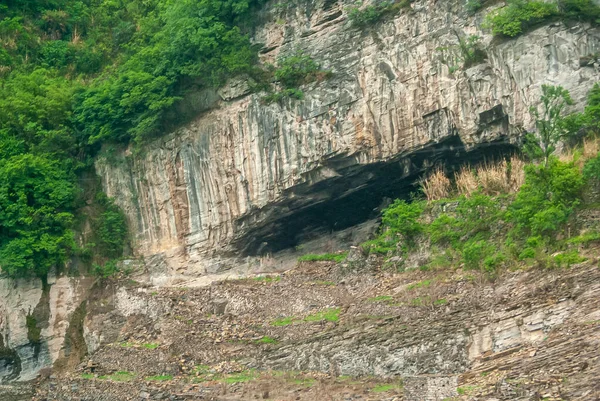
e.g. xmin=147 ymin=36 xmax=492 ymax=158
xmin=484 ymin=0 xmax=600 ymax=37
xmin=0 ymin=0 xmax=266 ymax=277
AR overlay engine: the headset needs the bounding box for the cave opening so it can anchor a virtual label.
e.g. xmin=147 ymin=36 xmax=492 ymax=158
xmin=232 ymin=135 xmax=518 ymax=256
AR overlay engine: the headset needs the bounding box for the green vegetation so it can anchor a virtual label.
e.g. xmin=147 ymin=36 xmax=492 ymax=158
xmin=218 ymin=370 xmax=257 ymax=384
xmin=407 ymin=279 xmax=433 ymax=290
xmin=255 ymin=336 xmax=278 ymax=344
xmin=362 ymin=84 xmax=600 ymax=274
xmin=484 ymin=0 xmax=600 ymax=38
xmin=100 ymin=371 xmax=135 ymax=382
xmin=26 ymin=314 xmax=41 ymax=343
xmin=298 ymin=252 xmax=348 ymax=263
xmin=303 ymin=307 xmax=341 ymax=322
xmin=145 ymin=374 xmax=173 ymax=381
xmin=263 ymin=51 xmax=328 ymax=103
xmin=457 ymin=385 xmax=476 ymax=395
xmin=0 ymin=0 xmax=269 ymax=278
xmin=271 ymin=316 xmax=295 ymax=326
xmin=290 ymin=377 xmax=316 ymax=387
xmin=80 ymin=373 xmax=94 ymax=379
xmin=142 ymin=342 xmax=160 ymax=349
xmin=313 ymin=280 xmax=336 ymax=286
xmin=271 ymin=307 xmax=341 ymax=326
xmin=484 ymin=0 xmax=558 ymax=37
xmin=466 ymin=0 xmax=483 ymax=14
xmin=437 ymin=35 xmax=486 ymax=72
xmin=346 ymin=1 xmax=411 ymax=28
xmin=362 ymin=200 xmax=425 ymax=254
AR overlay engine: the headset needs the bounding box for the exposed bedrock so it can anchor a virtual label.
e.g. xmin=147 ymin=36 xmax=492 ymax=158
xmin=0 ymin=275 xmax=94 ymax=383
xmin=95 ymin=0 xmax=600 ymax=276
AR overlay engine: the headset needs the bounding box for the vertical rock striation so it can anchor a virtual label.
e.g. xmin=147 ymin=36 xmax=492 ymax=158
xmin=95 ymin=0 xmax=600 ymax=275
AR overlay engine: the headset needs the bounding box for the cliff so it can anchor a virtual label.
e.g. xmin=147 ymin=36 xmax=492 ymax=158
xmin=2 ymin=0 xmax=600 ymax=391
xmin=97 ymin=0 xmax=600 ymax=279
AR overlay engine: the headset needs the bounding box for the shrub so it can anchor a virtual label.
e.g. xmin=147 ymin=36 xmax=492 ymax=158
xmin=93 ymin=259 xmax=119 ymax=278
xmin=454 ymin=166 xmax=478 ymax=197
xmin=95 ymin=193 xmax=128 ymax=259
xmin=459 ymin=35 xmax=487 ymax=67
xmin=477 ymin=160 xmax=510 ymax=195
xmin=508 ymin=159 xmax=584 ymax=238
xmin=0 ymin=154 xmax=76 ymax=277
xmin=484 ymin=0 xmax=558 ymax=37
xmin=466 ymin=0 xmax=483 ymax=14
xmin=263 ymin=51 xmax=327 ymax=103
xmin=462 ymin=239 xmax=496 ymax=270
xmin=380 ymin=199 xmax=425 ymax=245
xmin=583 ymin=152 xmax=600 ymax=180
xmin=346 ymin=1 xmax=411 ymax=28
xmin=552 ymin=249 xmax=586 ymax=267
xmin=347 ymin=4 xmax=386 ymax=27
xmin=558 ymin=0 xmax=600 ymax=23
xmin=274 ymin=51 xmax=321 ymax=88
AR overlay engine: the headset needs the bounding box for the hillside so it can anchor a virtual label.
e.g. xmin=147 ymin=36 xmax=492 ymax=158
xmin=1 ymin=0 xmax=600 ymax=400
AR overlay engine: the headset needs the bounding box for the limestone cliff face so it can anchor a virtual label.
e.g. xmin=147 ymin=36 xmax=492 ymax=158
xmin=96 ymin=0 xmax=600 ymax=277
xmin=0 ymin=274 xmax=94 ymax=382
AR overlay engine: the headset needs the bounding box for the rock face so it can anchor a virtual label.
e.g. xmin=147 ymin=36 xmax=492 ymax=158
xmin=0 ymin=274 xmax=94 ymax=383
xmin=97 ymin=0 xmax=600 ymax=276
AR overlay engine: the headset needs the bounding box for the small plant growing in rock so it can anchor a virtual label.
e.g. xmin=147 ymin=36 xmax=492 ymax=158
xmin=263 ymin=51 xmax=330 ymax=104
xmin=466 ymin=0 xmax=483 ymax=14
xmin=346 ymin=1 xmax=412 ymax=28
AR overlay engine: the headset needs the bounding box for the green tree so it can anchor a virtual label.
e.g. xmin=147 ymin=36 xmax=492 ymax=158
xmin=0 ymin=154 xmax=76 ymax=277
xmin=527 ymin=85 xmax=574 ymax=166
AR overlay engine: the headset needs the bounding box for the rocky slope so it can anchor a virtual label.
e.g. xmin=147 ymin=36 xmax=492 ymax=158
xmin=19 ymin=254 xmax=600 ymax=401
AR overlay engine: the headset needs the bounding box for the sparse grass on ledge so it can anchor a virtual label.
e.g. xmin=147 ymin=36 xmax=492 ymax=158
xmin=255 ymin=336 xmax=278 ymax=344
xmin=99 ymin=371 xmax=135 ymax=382
xmin=303 ymin=307 xmax=341 ymax=322
xmin=218 ymin=370 xmax=258 ymax=384
xmin=368 ymin=295 xmax=394 ymax=303
xmin=145 ymin=375 xmax=173 ymax=381
xmin=371 ymin=381 xmax=403 ymax=393
xmin=271 ymin=316 xmax=295 ymax=326
xmin=271 ymin=307 xmax=341 ymax=326
xmin=298 ymin=252 xmax=348 ymax=263
xmin=142 ymin=342 xmax=159 ymax=349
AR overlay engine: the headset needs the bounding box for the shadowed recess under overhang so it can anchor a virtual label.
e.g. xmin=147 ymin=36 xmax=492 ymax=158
xmin=229 ymin=135 xmax=518 ymax=256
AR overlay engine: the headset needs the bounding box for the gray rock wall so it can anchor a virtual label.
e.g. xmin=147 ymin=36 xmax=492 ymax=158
xmin=96 ymin=0 xmax=600 ymax=276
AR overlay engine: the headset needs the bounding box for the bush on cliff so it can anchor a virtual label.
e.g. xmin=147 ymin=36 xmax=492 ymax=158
xmin=484 ymin=0 xmax=559 ymax=37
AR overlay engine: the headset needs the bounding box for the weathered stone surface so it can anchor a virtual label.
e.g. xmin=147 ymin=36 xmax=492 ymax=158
xmin=0 ymin=274 xmax=94 ymax=382
xmin=403 ymin=375 xmax=458 ymax=401
xmin=96 ymin=0 xmax=600 ymax=277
